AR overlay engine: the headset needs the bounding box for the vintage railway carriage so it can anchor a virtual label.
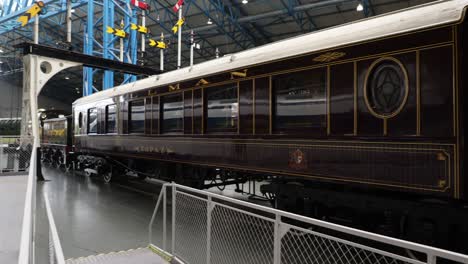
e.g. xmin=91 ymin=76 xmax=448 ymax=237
xmin=41 ymin=117 xmax=73 ymax=168
xmin=73 ymin=1 xmax=468 ymax=251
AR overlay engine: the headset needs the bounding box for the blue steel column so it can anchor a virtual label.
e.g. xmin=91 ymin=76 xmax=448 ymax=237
xmin=83 ymin=0 xmax=94 ymax=96
xmin=123 ymin=0 xmax=137 ymax=84
xmin=103 ymin=0 xmax=115 ymax=89
xmin=83 ymin=0 xmax=139 ymax=95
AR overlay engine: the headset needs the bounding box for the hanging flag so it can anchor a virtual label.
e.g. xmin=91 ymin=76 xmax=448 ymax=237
xmin=130 ymin=23 xmax=148 ymax=34
xmin=130 ymin=0 xmax=150 ymax=10
xmin=106 ymin=26 xmax=127 ymax=38
xmin=149 ymin=39 xmax=166 ymax=49
xmin=172 ymin=18 xmax=185 ymax=34
xmin=18 ymin=1 xmax=45 ymax=27
xmin=172 ymin=0 xmax=184 ymax=12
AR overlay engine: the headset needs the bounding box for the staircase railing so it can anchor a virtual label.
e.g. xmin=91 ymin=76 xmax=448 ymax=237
xmin=149 ymin=183 xmax=468 ymax=264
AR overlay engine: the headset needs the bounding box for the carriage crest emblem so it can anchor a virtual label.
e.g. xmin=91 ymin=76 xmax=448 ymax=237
xmin=289 ymin=149 xmax=307 ymax=169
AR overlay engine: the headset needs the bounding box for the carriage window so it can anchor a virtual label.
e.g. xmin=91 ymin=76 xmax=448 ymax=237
xmin=87 ymin=108 xmax=97 ymax=134
xmin=78 ymin=112 xmax=83 ymax=129
xmin=162 ymin=93 xmax=183 ymax=133
xmin=129 ymin=100 xmax=145 ymax=133
xmin=273 ymin=68 xmax=327 ymax=131
xmin=106 ymin=104 xmax=117 ymax=133
xmin=206 ymin=84 xmax=238 ymax=131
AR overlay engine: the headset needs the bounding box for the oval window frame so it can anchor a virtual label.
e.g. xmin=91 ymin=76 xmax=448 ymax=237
xmin=363 ymin=57 xmax=409 ymax=119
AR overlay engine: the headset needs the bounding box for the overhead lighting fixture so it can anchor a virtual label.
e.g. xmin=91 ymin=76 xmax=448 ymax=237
xmin=0 ymin=61 xmax=3 ymax=64
xmin=207 ymin=18 xmax=213 ymax=25
xmin=65 ymin=76 xmax=70 ymax=80
xmin=242 ymin=0 xmax=248 ymax=4
xmin=0 ymin=49 xmax=4 ymax=53
xmin=356 ymin=2 xmax=364 ymax=11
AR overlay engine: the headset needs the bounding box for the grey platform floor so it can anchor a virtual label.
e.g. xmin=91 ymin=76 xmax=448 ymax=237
xmin=35 ymin=167 xmax=164 ymax=263
xmin=0 ymin=175 xmax=28 ymax=264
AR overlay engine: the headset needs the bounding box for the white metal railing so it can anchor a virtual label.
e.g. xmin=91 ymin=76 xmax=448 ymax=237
xmin=43 ymin=194 xmax=66 ymax=264
xmin=17 ymin=139 xmax=35 ymax=264
xmin=149 ymin=183 xmax=468 ymax=264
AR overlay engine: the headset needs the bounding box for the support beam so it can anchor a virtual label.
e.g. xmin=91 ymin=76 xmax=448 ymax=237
xmin=16 ymin=42 xmax=159 ymax=75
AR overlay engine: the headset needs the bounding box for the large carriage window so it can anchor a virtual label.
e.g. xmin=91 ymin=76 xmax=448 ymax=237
xmin=87 ymin=108 xmax=97 ymax=134
xmin=162 ymin=93 xmax=183 ymax=133
xmin=106 ymin=104 xmax=117 ymax=133
xmin=129 ymin=100 xmax=145 ymax=133
xmin=273 ymin=68 xmax=326 ymax=131
xmin=206 ymin=84 xmax=238 ymax=131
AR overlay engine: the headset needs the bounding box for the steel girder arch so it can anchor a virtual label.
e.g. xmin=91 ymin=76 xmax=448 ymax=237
xmin=144 ymin=0 xmax=219 ymax=67
xmin=0 ymin=0 xmax=88 ymax=35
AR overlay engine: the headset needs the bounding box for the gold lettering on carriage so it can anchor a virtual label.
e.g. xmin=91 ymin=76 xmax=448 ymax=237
xmin=134 ymin=146 xmax=174 ymax=154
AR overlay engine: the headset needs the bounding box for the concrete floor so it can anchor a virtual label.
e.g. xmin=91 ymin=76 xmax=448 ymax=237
xmin=35 ymin=166 xmax=270 ymax=263
xmin=35 ymin=167 xmax=162 ymax=262
xmin=0 ymin=175 xmax=28 ymax=264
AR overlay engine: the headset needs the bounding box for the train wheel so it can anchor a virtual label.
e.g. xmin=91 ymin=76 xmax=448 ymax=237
xmin=102 ymin=166 xmax=113 ymax=183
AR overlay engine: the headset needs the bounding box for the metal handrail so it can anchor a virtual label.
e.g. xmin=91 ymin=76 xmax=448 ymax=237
xmin=43 ymin=194 xmax=66 ymax=264
xmin=18 ymin=147 xmax=36 ymax=264
xmin=149 ymin=183 xmax=468 ymax=264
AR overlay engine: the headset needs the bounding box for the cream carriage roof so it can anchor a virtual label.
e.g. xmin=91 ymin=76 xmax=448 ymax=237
xmin=74 ymin=0 xmax=468 ymax=106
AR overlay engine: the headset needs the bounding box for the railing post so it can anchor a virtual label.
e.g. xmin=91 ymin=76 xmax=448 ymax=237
xmin=163 ymin=186 xmax=167 ymax=251
xmin=171 ymin=183 xmax=176 ymax=254
xmin=273 ymin=213 xmax=281 ymax=264
xmin=427 ymin=254 xmax=437 ymax=264
xmin=206 ymin=196 xmax=213 ymax=264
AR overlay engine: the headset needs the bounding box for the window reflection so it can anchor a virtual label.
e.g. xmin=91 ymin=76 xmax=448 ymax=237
xmin=129 ymin=100 xmax=145 ymax=133
xmin=206 ymin=84 xmax=238 ymax=131
xmin=106 ymin=104 xmax=117 ymax=133
xmin=88 ymin=108 xmax=97 ymax=134
xmin=273 ymin=68 xmax=326 ymax=131
xmin=162 ymin=94 xmax=183 ymax=133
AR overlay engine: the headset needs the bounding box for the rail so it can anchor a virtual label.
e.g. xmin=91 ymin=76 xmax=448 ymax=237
xmin=149 ymin=183 xmax=468 ymax=264
xmin=43 ymin=194 xmax=66 ymax=264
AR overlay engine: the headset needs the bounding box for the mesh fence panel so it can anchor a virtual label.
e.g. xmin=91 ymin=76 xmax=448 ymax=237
xmin=0 ymin=137 xmax=32 ymax=175
xmin=159 ymin=185 xmax=468 ymax=264
xmin=175 ymin=191 xmax=208 ymax=264
xmin=280 ymin=225 xmax=410 ymax=264
xmin=210 ymin=204 xmax=274 ymax=264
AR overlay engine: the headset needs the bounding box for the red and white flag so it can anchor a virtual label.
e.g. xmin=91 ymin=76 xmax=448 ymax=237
xmin=131 ymin=0 xmax=150 ymax=10
xmin=172 ymin=0 xmax=184 ymax=12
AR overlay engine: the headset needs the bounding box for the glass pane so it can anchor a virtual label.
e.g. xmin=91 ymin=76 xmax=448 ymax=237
xmin=206 ymin=84 xmax=238 ymax=131
xmin=88 ymin=108 xmax=97 ymax=134
xmin=273 ymin=68 xmax=327 ymax=131
xmin=106 ymin=104 xmax=117 ymax=133
xmin=162 ymin=94 xmax=183 ymax=133
xmin=129 ymin=100 xmax=145 ymax=133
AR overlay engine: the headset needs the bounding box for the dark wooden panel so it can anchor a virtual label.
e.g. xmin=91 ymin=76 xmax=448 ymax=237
xmin=357 ymin=59 xmax=382 ymax=135
xmin=193 ymin=89 xmax=203 ymax=134
xmin=387 ymin=53 xmax=417 ymax=136
xmin=145 ymin=97 xmax=152 ymax=135
xmin=457 ymin=22 xmax=466 ymax=200
xmin=330 ymin=63 xmax=354 ymax=135
xmin=254 ymin=77 xmax=270 ymax=135
xmin=151 ymin=96 xmax=159 ymax=134
xmin=239 ymin=80 xmax=253 ymax=135
xmin=420 ymin=46 xmax=453 ymax=137
xmin=184 ymin=90 xmax=193 ymax=134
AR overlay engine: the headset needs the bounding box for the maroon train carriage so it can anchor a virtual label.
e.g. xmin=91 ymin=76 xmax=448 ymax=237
xmin=41 ymin=116 xmax=73 ymax=170
xmin=71 ymin=1 xmax=468 ymax=253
